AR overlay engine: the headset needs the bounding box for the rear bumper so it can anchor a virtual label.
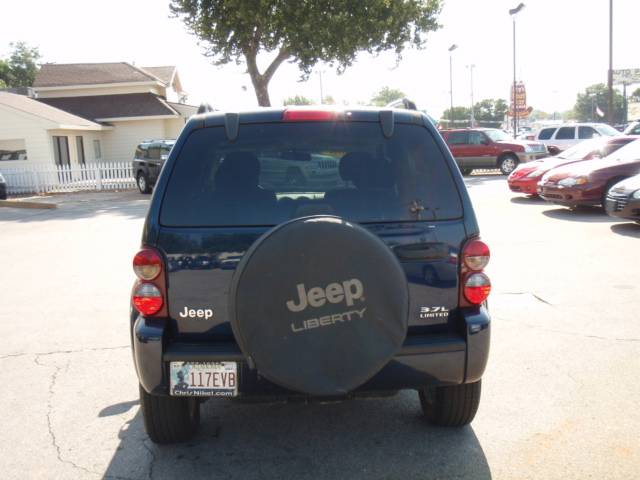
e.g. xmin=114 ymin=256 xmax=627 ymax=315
xmin=605 ymin=194 xmax=640 ymax=220
xmin=133 ymin=307 xmax=491 ymax=397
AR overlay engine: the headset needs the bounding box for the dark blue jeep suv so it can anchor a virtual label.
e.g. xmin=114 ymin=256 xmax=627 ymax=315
xmin=130 ymin=107 xmax=492 ymax=444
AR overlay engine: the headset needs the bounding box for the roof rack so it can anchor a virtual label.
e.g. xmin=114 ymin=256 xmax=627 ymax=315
xmin=385 ymin=98 xmax=418 ymax=111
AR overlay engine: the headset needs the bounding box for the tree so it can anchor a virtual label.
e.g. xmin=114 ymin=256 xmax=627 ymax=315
xmin=630 ymin=87 xmax=640 ymax=103
xmin=170 ymin=0 xmax=442 ymax=106
xmin=0 ymin=42 xmax=41 ymax=87
xmin=370 ymin=86 xmax=407 ymax=106
xmin=323 ymin=95 xmax=336 ymax=105
xmin=283 ymin=94 xmax=313 ymax=106
xmin=473 ymin=98 xmax=508 ymax=122
xmin=573 ymin=83 xmax=624 ymax=123
xmin=441 ymin=106 xmax=471 ymax=126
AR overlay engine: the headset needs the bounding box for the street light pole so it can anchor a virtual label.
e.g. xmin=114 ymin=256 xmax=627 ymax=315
xmin=607 ymin=0 xmax=613 ymax=125
xmin=509 ymin=3 xmax=525 ymax=137
xmin=316 ymin=70 xmax=325 ymax=104
xmin=467 ymin=64 xmax=476 ymax=127
xmin=448 ymin=44 xmax=458 ymax=127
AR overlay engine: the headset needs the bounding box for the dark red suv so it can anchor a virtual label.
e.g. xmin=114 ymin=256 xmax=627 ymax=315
xmin=441 ymin=128 xmax=548 ymax=175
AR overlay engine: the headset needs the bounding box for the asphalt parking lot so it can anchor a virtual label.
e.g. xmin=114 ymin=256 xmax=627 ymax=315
xmin=1 ymin=179 xmax=639 ymax=479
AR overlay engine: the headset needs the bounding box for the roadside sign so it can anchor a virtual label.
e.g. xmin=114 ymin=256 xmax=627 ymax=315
xmin=613 ymin=68 xmax=640 ymax=85
xmin=509 ymin=82 xmax=530 ymax=117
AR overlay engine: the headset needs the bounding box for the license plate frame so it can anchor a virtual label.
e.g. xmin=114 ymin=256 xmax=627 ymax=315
xmin=169 ymin=361 xmax=238 ymax=397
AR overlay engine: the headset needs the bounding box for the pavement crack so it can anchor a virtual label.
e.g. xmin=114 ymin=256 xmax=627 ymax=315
xmin=494 ymin=316 xmax=640 ymax=343
xmin=497 ymin=291 xmax=554 ymax=306
xmin=34 ymin=355 xmax=103 ymax=478
xmin=142 ymin=440 xmax=158 ymax=480
xmin=1 ymin=345 xmax=129 ymax=361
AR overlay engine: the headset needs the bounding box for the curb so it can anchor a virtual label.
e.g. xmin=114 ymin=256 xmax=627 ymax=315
xmin=0 ymin=200 xmax=57 ymax=210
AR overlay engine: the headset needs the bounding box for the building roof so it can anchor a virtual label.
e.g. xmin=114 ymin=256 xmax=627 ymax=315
xmin=38 ymin=93 xmax=179 ymax=121
xmin=0 ymin=92 xmax=105 ymax=130
xmin=34 ymin=62 xmax=172 ymax=88
xmin=141 ymin=66 xmax=176 ymax=85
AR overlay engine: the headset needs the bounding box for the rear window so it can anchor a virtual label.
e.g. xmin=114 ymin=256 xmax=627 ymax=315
xmin=160 ymin=122 xmax=462 ymax=226
xmin=538 ymin=128 xmax=555 ymax=140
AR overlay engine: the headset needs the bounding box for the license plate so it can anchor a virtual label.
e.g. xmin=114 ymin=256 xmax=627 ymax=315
xmin=170 ymin=361 xmax=238 ymax=397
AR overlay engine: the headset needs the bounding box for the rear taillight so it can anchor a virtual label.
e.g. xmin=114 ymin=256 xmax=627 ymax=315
xmin=461 ymin=239 xmax=491 ymax=306
xmin=132 ymin=247 xmax=167 ymax=317
xmin=463 ymin=273 xmax=492 ymax=305
xmin=463 ymin=239 xmax=490 ymax=271
xmin=133 ymin=283 xmax=163 ymax=316
xmin=133 ymin=249 xmax=162 ymax=280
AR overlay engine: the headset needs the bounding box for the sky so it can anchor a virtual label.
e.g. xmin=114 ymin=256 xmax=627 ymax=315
xmin=2 ymin=0 xmax=639 ymax=118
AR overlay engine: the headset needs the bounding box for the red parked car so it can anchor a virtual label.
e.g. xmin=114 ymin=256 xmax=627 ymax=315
xmin=538 ymin=138 xmax=640 ymax=207
xmin=441 ymin=128 xmax=548 ymax=175
xmin=508 ymin=136 xmax=636 ymax=196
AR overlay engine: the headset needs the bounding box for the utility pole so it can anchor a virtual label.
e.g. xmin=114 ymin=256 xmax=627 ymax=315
xmin=509 ymin=3 xmax=525 ymax=137
xmin=607 ymin=0 xmax=613 ymax=125
xmin=448 ymin=44 xmax=458 ymax=128
xmin=467 ymin=64 xmax=476 ymax=127
xmin=317 ymin=70 xmax=325 ymax=104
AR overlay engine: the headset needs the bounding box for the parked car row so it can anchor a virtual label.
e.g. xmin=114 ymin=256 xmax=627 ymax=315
xmin=441 ymin=128 xmax=548 ymax=175
xmin=508 ymin=137 xmax=640 ymax=222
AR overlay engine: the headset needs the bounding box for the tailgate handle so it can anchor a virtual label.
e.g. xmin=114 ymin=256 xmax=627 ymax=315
xmin=393 ymin=243 xmax=449 ymax=261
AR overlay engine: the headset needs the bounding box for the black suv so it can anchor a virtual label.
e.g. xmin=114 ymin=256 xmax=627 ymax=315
xmin=130 ymin=108 xmax=492 ymax=444
xmin=132 ymin=139 xmax=175 ymax=194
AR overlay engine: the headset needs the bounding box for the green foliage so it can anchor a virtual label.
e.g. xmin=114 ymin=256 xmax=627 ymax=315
xmin=0 ymin=42 xmax=41 ymax=88
xmin=473 ymin=98 xmax=508 ymax=122
xmin=630 ymin=87 xmax=640 ymax=103
xmin=370 ymin=86 xmax=407 ymax=106
xmin=573 ymin=83 xmax=624 ymax=123
xmin=323 ymin=95 xmax=336 ymax=105
xmin=440 ymin=107 xmax=471 ymax=128
xmin=283 ymin=94 xmax=313 ymax=106
xmin=170 ymin=0 xmax=442 ymax=106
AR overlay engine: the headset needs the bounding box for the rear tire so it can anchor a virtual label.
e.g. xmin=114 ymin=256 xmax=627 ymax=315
xmin=461 ymin=168 xmax=473 ymax=176
xmin=139 ymin=385 xmax=200 ymax=444
xmin=137 ymin=172 xmax=152 ymax=194
xmin=498 ymin=155 xmax=519 ymax=175
xmin=419 ymin=380 xmax=481 ymax=427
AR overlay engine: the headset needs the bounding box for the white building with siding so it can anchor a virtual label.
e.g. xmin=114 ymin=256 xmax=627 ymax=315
xmin=0 ymin=62 xmax=197 ymax=168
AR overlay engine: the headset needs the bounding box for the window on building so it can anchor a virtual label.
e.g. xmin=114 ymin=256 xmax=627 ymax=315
xmin=76 ymin=136 xmax=86 ymax=164
xmin=93 ymin=139 xmax=102 ymax=160
xmin=0 ymin=139 xmax=28 ymax=161
xmin=53 ymin=136 xmax=70 ymax=166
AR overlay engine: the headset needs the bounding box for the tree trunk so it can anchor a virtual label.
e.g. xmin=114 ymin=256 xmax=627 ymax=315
xmin=252 ymin=77 xmax=271 ymax=107
xmin=245 ymin=48 xmax=289 ymax=107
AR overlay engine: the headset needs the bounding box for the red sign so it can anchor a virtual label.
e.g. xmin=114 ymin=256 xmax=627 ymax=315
xmin=509 ymin=81 xmax=528 ymax=117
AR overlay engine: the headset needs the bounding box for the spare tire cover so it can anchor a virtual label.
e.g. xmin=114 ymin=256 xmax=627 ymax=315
xmin=230 ymin=216 xmax=409 ymax=396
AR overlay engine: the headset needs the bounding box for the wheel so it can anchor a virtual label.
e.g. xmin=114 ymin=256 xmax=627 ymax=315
xmin=419 ymin=380 xmax=481 ymax=427
xmin=498 ymin=155 xmax=519 ymax=175
xmin=137 ymin=172 xmax=152 ymax=194
xmin=139 ymin=385 xmax=200 ymax=444
xmin=461 ymin=168 xmax=473 ymax=176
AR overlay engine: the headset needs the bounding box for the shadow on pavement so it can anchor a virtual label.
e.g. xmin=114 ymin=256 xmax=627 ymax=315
xmin=99 ymin=399 xmax=139 ymax=417
xmin=510 ymin=195 xmax=546 ymax=205
xmin=0 ymin=191 xmax=149 ymax=223
xmin=610 ymin=222 xmax=640 ymax=238
xmin=103 ymin=394 xmax=491 ymax=480
xmin=542 ymin=207 xmax=618 ymax=223
xmin=464 ymin=174 xmax=505 ymax=188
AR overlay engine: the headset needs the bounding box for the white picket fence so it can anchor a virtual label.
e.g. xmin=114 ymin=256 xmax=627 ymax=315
xmin=0 ymin=162 xmax=137 ymax=195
